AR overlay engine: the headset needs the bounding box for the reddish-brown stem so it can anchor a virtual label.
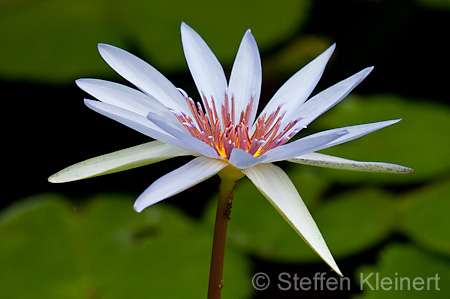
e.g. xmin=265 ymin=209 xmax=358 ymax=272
xmin=207 ymin=176 xmax=238 ymax=299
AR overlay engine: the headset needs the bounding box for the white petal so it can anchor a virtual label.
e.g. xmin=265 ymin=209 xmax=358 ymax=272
xmin=76 ymin=79 xmax=181 ymax=126
xmin=228 ymin=29 xmax=262 ymax=125
xmin=228 ymin=148 xmax=262 ymax=169
xmin=290 ymin=67 xmax=373 ymax=135
xmin=48 ymin=141 xmax=193 ymax=183
xmin=181 ymin=22 xmax=227 ymax=112
xmin=134 ymin=156 xmax=228 ymax=212
xmin=288 ymin=152 xmax=414 ymax=173
xmin=84 ymin=99 xmax=194 ymax=152
xmin=256 ymin=44 xmax=335 ymax=130
xmin=262 ymin=130 xmax=348 ymax=163
xmin=97 ymin=43 xmax=191 ymax=115
xmin=147 ymin=112 xmax=221 ymax=159
xmin=305 ymin=119 xmax=402 ymax=151
xmin=242 ymin=163 xmax=342 ymax=276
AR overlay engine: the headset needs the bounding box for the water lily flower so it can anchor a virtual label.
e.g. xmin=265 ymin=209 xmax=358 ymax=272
xmin=49 ymin=22 xmax=412 ymax=276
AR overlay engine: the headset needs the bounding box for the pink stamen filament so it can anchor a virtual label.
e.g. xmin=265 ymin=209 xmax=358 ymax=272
xmin=173 ymin=93 xmax=303 ymax=160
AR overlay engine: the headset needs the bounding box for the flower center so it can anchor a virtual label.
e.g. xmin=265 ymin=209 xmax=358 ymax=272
xmin=173 ymin=93 xmax=302 ymax=160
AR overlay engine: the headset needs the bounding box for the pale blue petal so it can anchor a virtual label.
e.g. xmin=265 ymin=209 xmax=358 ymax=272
xmin=288 ymin=152 xmax=414 ymax=173
xmin=305 ymin=119 xmax=402 ymax=151
xmin=97 ymin=43 xmax=191 ymax=116
xmin=289 ymin=67 xmax=374 ymax=136
xmin=228 ymin=148 xmax=262 ymax=169
xmin=76 ymin=79 xmax=181 ymax=126
xmin=242 ymin=163 xmax=342 ymax=276
xmin=181 ymin=22 xmax=227 ymax=113
xmin=256 ymin=44 xmax=335 ymax=131
xmin=228 ymin=29 xmax=262 ymax=125
xmin=48 ymin=141 xmax=193 ymax=183
xmin=134 ymin=156 xmax=228 ymax=212
xmin=84 ymin=99 xmax=194 ymax=152
xmin=262 ymin=130 xmax=348 ymax=163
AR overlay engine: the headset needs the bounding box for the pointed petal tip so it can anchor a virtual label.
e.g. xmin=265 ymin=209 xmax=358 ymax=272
xmin=352 ymin=66 xmax=374 ymax=82
xmin=97 ymin=43 xmax=123 ymax=60
xmin=242 ymin=28 xmax=257 ymax=45
xmin=75 ymin=78 xmax=84 ymax=86
xmin=363 ymin=66 xmax=374 ymax=76
xmin=83 ymin=98 xmax=94 ymax=106
xmin=325 ymin=259 xmax=342 ymax=276
xmin=75 ymin=78 xmax=94 ymax=89
xmin=47 ymin=172 xmax=75 ymax=184
xmin=180 ymin=21 xmax=194 ymax=35
xmin=47 ymin=174 xmax=58 ymax=183
xmin=378 ymin=118 xmax=402 ymax=127
xmin=97 ymin=43 xmax=113 ymax=60
xmin=244 ymin=28 xmax=253 ymax=36
xmin=133 ymin=190 xmax=148 ymax=213
xmin=133 ymin=202 xmax=144 ymax=213
xmin=402 ymin=166 xmax=414 ymax=173
xmin=180 ymin=22 xmax=188 ymax=32
xmin=387 ymin=118 xmax=402 ymax=126
xmin=97 ymin=43 xmax=110 ymax=52
xmin=323 ymin=43 xmax=336 ymax=56
xmin=316 ymin=249 xmax=343 ymax=277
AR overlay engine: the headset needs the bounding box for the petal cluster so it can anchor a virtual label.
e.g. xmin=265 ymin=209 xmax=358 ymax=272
xmin=49 ymin=22 xmax=413 ymax=276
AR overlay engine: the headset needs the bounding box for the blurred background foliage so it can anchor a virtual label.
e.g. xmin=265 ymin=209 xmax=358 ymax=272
xmin=1 ymin=0 xmax=449 ymax=298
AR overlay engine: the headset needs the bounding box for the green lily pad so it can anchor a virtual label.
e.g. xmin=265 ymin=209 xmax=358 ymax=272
xmin=0 ymin=193 xmax=251 ymax=299
xmin=355 ymin=244 xmax=450 ymax=299
xmin=205 ymin=166 xmax=396 ymax=262
xmin=312 ymin=188 xmax=397 ymax=259
xmin=398 ymin=179 xmax=450 ymax=256
xmin=0 ymin=0 xmax=122 ymax=82
xmin=0 ymin=0 xmax=310 ymax=82
xmin=314 ymin=94 xmax=450 ymax=183
xmin=263 ymin=35 xmax=334 ymax=80
xmin=414 ymin=0 xmax=450 ymax=10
